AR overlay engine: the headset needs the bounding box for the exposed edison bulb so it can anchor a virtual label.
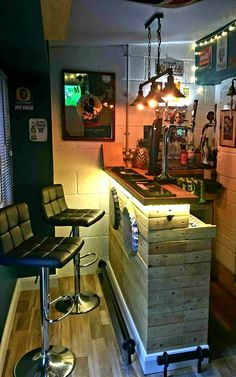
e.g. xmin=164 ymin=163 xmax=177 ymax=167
xmin=137 ymin=103 xmax=144 ymax=110
xmin=229 ymin=25 xmax=235 ymax=31
xmin=191 ymin=43 xmax=197 ymax=50
xmin=147 ymin=99 xmax=158 ymax=108
xmin=191 ymin=65 xmax=196 ymax=72
xmin=222 ymin=30 xmax=227 ymax=37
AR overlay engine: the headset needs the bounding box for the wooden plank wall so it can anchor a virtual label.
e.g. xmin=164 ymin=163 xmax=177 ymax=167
xmin=216 ymin=149 xmax=236 ymax=295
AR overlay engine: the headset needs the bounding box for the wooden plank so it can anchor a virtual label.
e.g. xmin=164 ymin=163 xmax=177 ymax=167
xmin=183 ymin=308 xmax=209 ymax=321
xmin=40 ymin=0 xmax=72 ymax=41
xmin=218 ymin=174 xmax=236 ymax=191
xmin=148 ymin=274 xmax=210 ymax=291
xmin=138 ymin=236 xmax=212 ymax=262
xmin=134 ymin=208 xmax=189 ymax=230
xmin=214 ymin=261 xmax=236 ymax=298
xmin=147 ymin=250 xmax=211 ymax=267
xmin=134 ymin=203 xmax=190 ymax=218
xmin=148 ymin=262 xmax=211 ymax=279
xmin=217 ymin=151 xmax=236 ymax=180
xmin=215 ymin=240 xmax=236 ymax=273
xmin=148 ymin=319 xmax=208 ymax=339
xmin=216 ymin=219 xmax=236 ymax=241
xmin=215 ymin=202 xmax=236 ymax=228
xmin=139 ymin=223 xmax=216 ymax=243
xmin=147 ymin=334 xmax=183 ymax=352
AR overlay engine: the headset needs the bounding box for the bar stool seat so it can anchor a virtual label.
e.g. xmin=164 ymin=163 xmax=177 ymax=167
xmin=0 ymin=202 xmax=84 ymax=377
xmin=41 ymin=184 xmax=105 ymax=314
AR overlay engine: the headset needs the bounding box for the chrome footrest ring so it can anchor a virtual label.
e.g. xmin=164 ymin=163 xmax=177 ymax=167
xmin=80 ymin=252 xmax=98 ymax=268
xmin=46 ymin=295 xmax=75 ymax=322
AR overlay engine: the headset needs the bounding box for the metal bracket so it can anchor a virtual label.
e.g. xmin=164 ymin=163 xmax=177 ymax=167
xmin=145 ymin=12 xmax=164 ymax=29
xmin=157 ymin=346 xmax=210 ymax=377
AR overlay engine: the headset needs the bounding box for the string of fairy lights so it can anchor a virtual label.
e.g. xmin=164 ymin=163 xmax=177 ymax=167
xmin=194 ymin=18 xmax=236 ymax=55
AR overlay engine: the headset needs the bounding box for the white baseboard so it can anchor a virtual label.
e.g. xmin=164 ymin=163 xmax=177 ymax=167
xmin=19 ymin=274 xmax=58 ymax=291
xmin=107 ymin=261 xmax=209 ymax=375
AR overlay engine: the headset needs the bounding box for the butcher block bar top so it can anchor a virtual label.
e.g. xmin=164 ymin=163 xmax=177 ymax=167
xmin=106 ymin=166 xmax=199 ymax=205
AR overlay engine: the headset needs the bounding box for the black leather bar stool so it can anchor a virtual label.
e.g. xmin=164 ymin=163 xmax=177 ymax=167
xmin=41 ymin=183 xmax=105 ymax=314
xmin=0 ymin=202 xmax=84 ymax=377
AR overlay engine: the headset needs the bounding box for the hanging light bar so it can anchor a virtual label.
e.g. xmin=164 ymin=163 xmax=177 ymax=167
xmin=131 ymin=12 xmax=185 ymax=110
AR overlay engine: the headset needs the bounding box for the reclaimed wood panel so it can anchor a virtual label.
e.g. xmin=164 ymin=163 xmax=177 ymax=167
xmin=108 ymin=182 xmax=215 ymax=355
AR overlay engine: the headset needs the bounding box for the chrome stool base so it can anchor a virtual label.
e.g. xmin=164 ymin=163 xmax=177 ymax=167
xmin=56 ymin=292 xmax=100 ymax=314
xmin=14 ymin=345 xmax=75 ymax=377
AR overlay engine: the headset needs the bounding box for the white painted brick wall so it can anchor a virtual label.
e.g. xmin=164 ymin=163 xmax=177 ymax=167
xmin=49 ymin=43 xmax=215 ymax=276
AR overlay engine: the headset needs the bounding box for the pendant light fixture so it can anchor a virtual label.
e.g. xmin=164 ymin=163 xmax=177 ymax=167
xmin=227 ymin=78 xmax=236 ymax=119
xmin=227 ymin=78 xmax=236 ymax=97
xmin=131 ymin=12 xmax=185 ymax=110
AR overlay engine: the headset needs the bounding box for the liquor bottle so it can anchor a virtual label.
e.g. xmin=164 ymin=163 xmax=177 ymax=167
xmin=180 ymin=145 xmax=188 ymax=166
xmin=187 ymin=141 xmax=195 ymax=168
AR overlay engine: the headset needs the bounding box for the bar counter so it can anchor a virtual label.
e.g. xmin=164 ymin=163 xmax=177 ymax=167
xmin=106 ymin=166 xmax=217 ymax=374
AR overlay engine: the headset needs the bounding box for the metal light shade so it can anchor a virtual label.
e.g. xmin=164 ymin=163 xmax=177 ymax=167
xmin=160 ymin=72 xmax=185 ymax=100
xmin=227 ymin=80 xmax=236 ymax=96
xmin=130 ymin=87 xmax=148 ymax=109
xmin=145 ymin=81 xmax=164 ymax=108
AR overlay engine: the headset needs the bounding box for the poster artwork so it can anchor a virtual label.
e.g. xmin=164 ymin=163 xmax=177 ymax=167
xmin=216 ymin=34 xmax=228 ymax=71
xmin=198 ymin=46 xmax=212 ymax=70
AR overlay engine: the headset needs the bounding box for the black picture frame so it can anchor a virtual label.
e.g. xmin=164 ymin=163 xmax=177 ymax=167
xmin=220 ymin=110 xmax=236 ymax=147
xmin=62 ymin=70 xmax=115 ymax=141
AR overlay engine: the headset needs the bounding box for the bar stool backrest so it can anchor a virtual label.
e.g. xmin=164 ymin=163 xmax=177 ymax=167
xmin=0 ymin=202 xmax=33 ymax=254
xmin=41 ymin=184 xmax=68 ymax=220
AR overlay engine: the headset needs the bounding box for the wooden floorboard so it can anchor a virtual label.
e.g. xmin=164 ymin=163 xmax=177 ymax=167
xmin=2 ymin=275 xmax=236 ymax=377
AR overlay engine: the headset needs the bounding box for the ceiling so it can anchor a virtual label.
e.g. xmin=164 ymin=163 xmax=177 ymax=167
xmin=52 ymin=0 xmax=236 ymax=46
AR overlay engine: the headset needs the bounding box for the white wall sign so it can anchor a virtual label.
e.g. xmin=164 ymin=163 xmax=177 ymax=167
xmin=29 ymin=118 xmax=48 ymax=142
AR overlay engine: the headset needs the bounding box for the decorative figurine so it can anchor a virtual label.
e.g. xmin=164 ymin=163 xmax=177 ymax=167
xmin=200 ymin=111 xmax=216 ymax=166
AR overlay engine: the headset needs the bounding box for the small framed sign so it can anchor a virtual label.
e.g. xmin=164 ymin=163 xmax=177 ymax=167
xmin=220 ymin=110 xmax=236 ymax=147
xmin=29 ymin=118 xmax=48 ymax=142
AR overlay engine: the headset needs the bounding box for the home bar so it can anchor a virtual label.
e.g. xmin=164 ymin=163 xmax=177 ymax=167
xmin=1 ymin=1 xmax=236 ymax=376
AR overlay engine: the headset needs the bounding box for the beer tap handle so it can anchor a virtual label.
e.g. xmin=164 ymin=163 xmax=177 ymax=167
xmin=214 ymin=103 xmax=217 ymax=132
xmin=191 ymin=99 xmax=198 ymax=132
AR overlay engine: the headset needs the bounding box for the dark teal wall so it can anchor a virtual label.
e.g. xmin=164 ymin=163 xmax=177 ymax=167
xmin=9 ymin=76 xmax=54 ymax=238
xmin=0 ymin=266 xmax=18 ymax=338
xmin=0 ymin=0 xmax=54 ymax=338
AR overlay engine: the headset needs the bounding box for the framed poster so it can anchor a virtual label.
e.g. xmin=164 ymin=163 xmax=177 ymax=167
xmin=62 ymin=71 xmax=115 ymax=141
xmin=29 ymin=118 xmax=47 ymax=142
xmin=216 ymin=34 xmax=228 ymax=71
xmin=198 ymin=46 xmax=212 ymax=70
xmin=220 ymin=110 xmax=236 ymax=147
